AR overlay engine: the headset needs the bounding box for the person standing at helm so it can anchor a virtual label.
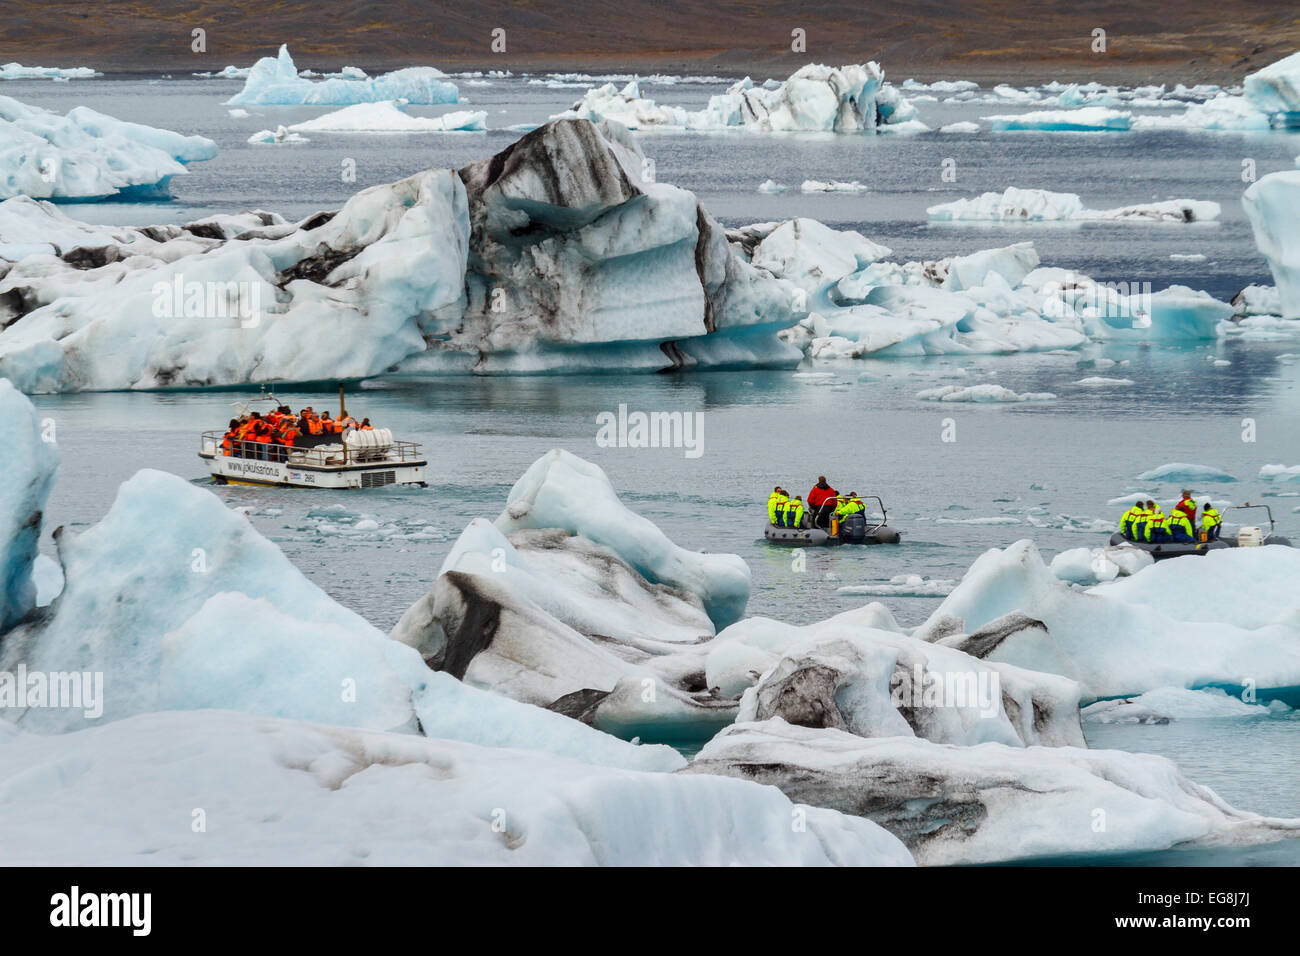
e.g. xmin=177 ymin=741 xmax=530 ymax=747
xmin=768 ymin=487 xmax=788 ymax=526
xmin=1200 ymin=503 xmax=1222 ymax=540
xmin=807 ymin=476 xmax=838 ymax=526
xmin=783 ymin=496 xmax=805 ymax=529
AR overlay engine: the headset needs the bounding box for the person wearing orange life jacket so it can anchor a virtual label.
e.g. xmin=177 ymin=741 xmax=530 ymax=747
xmin=306 ymin=414 xmax=325 ymax=437
xmin=359 ymin=418 xmax=373 ymax=431
xmin=221 ymin=418 xmax=239 ymax=457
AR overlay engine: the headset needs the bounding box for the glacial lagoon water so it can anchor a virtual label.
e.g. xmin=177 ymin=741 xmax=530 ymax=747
xmin=12 ymin=73 xmax=1300 ymax=862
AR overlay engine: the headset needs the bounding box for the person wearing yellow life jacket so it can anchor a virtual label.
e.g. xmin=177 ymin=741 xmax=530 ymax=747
xmin=1200 ymin=503 xmax=1222 ymax=541
xmin=836 ymin=494 xmax=865 ymax=518
xmin=782 ymin=496 xmax=805 ymax=529
xmin=1166 ymin=507 xmax=1195 ymax=542
xmin=768 ymin=487 xmax=788 ymax=526
xmin=1119 ymin=500 xmax=1144 ymax=540
xmin=1144 ymin=501 xmax=1166 ymax=542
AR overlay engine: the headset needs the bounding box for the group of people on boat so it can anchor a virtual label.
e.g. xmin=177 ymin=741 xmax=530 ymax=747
xmin=768 ymin=477 xmax=867 ymax=530
xmin=221 ymin=405 xmax=375 ymax=460
xmin=1118 ymin=490 xmax=1221 ymax=544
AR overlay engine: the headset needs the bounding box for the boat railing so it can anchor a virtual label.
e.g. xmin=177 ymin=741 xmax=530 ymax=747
xmin=200 ymin=431 xmax=423 ymax=466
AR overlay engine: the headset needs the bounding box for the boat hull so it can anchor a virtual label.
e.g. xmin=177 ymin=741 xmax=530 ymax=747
xmin=764 ymin=523 xmax=902 ymax=546
xmin=1106 ymin=531 xmax=1292 ymax=559
xmin=200 ymin=452 xmax=426 ymax=489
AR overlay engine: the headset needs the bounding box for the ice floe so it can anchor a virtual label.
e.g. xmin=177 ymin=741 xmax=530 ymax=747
xmin=983 ymin=106 xmax=1132 ymax=131
xmin=1135 ymin=463 xmax=1237 ymax=483
xmin=916 ymin=384 xmax=1055 ymax=402
xmin=247 ymin=125 xmax=309 ymax=145
xmin=0 ymin=63 xmax=100 ymax=80
xmin=1083 ymin=687 xmax=1289 ymax=724
xmin=1243 ymin=170 xmax=1300 ymax=319
xmin=0 ymin=94 xmax=216 ymax=200
xmin=226 ymin=45 xmax=459 ymax=106
xmin=286 ymin=101 xmax=487 ymax=133
xmin=928 ymin=187 xmax=1219 ymax=223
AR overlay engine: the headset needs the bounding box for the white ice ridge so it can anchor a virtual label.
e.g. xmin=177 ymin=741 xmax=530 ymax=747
xmin=554 ymin=64 xmax=922 ymax=133
xmin=1243 ymin=170 xmax=1300 ymax=318
xmin=0 ymin=119 xmax=800 ymax=391
xmin=0 ymin=710 xmax=913 ymax=865
xmin=928 ymin=187 xmax=1220 ymax=223
xmin=0 ymin=94 xmax=217 ymax=200
xmin=916 ymin=539 xmax=1300 ymax=701
xmin=1 ymin=63 xmax=101 ymax=80
xmin=285 ymin=102 xmax=487 ymax=133
xmin=226 ymin=45 xmax=460 ymax=106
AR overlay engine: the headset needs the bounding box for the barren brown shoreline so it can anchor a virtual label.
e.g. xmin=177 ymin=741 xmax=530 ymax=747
xmin=3 ymin=1 xmax=1298 ymax=87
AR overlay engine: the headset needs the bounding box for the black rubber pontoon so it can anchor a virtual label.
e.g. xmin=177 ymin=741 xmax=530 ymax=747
xmin=1109 ymin=503 xmax=1292 ymax=560
xmin=764 ymin=496 xmax=902 ymax=547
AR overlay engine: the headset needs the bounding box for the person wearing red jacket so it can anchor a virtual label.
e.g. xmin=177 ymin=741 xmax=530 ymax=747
xmin=807 ymin=476 xmax=838 ymax=529
xmin=1174 ymin=489 xmax=1198 ymax=528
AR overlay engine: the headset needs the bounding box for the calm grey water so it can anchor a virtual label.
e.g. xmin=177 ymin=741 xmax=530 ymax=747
xmin=11 ymin=73 xmax=1300 ymax=861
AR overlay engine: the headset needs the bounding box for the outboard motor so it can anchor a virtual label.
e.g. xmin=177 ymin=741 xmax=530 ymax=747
xmin=839 ymin=512 xmax=868 ymax=542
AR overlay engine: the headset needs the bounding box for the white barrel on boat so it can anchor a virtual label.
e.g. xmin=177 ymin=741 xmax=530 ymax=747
xmin=1237 ymin=526 xmax=1264 ymax=547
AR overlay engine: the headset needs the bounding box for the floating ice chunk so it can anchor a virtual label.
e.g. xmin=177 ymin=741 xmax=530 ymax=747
xmin=0 ymin=94 xmax=217 ymax=200
xmin=1243 ymin=171 xmax=1300 ymax=319
xmin=246 ymin=125 xmax=309 ymax=144
xmin=984 ymin=106 xmax=1132 ymax=131
xmin=0 ymin=710 xmax=911 ymax=865
xmin=687 ymin=719 xmax=1300 ymax=865
xmin=928 ymin=187 xmax=1219 ymax=222
xmin=801 ymin=180 xmax=868 ymax=192
xmin=921 ymin=539 xmax=1300 ymax=700
xmin=287 ymin=101 xmax=487 ymax=132
xmin=756 ymin=179 xmax=788 ymax=193
xmin=837 ymin=575 xmax=956 ymax=597
xmin=227 ymin=107 xmax=250 ymax=118
xmin=1083 ymin=686 xmax=1284 ymax=723
xmin=1050 ymin=545 xmax=1151 ymax=585
xmin=938 ymin=121 xmax=980 ymax=132
xmin=0 ymin=378 xmax=59 ymax=631
xmin=1243 ymin=51 xmax=1300 ymax=124
xmin=497 ymin=450 xmax=750 ymax=630
xmin=1260 ymin=464 xmax=1300 ymax=482
xmin=226 ymin=44 xmax=459 ymax=106
xmin=1231 ymin=284 xmax=1282 ymax=317
xmin=916 ymin=384 xmax=1055 ymax=402
xmin=0 ymin=63 xmax=100 ymax=80
xmin=942 ymin=241 xmax=1040 ymax=290
xmin=1133 ymin=93 xmax=1271 ymax=131
xmin=1075 ymin=376 xmax=1134 ymax=386
xmin=748 ymin=218 xmax=890 ymax=294
xmin=196 ymin=65 xmax=251 ymax=79
xmin=1171 ymin=253 xmax=1207 ymax=261
xmin=1135 ymin=462 xmax=1237 ymax=483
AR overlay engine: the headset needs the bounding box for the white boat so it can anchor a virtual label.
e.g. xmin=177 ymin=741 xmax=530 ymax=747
xmin=198 ymin=390 xmax=427 ymax=489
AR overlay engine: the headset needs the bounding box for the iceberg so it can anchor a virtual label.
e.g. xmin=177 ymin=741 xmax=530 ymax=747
xmin=226 ymin=45 xmax=459 ymax=106
xmin=556 ymin=63 xmax=915 ymax=134
xmin=0 ymin=710 xmax=912 ymax=865
xmin=1050 ymin=545 xmax=1152 ymax=585
xmin=0 ymin=378 xmax=58 ymax=632
xmin=1243 ymin=171 xmax=1300 ymax=318
xmin=1135 ymin=462 xmax=1236 ymax=483
xmin=287 ymin=102 xmax=487 ymax=133
xmin=687 ymin=719 xmax=1300 ymax=865
xmin=928 ymin=187 xmax=1219 ymax=223
xmin=801 ymin=180 xmax=869 ymax=193
xmin=0 ymin=465 xmax=685 ymax=771
xmin=983 ymin=106 xmax=1132 ymax=131
xmin=1260 ymin=464 xmax=1300 ymax=482
xmin=0 ymin=94 xmax=217 ymax=200
xmin=1083 ymin=687 xmax=1286 ymax=723
xmin=917 ymin=539 xmax=1300 ymax=701
xmin=1243 ymin=51 xmax=1300 ymax=125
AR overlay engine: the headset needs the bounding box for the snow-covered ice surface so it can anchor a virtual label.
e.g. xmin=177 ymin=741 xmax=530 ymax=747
xmin=983 ymin=107 xmax=1133 ymax=131
xmin=0 ymin=710 xmax=912 ymax=865
xmin=0 ymin=94 xmax=216 ymax=200
xmin=226 ymin=45 xmax=460 ymax=106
